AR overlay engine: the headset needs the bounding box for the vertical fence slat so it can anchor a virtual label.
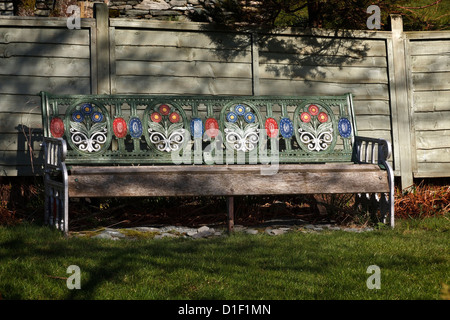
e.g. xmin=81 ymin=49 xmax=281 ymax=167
xmin=94 ymin=3 xmax=110 ymax=94
xmin=109 ymin=26 xmax=116 ymax=94
xmin=251 ymin=32 xmax=260 ymax=96
xmin=390 ymin=14 xmax=414 ymax=190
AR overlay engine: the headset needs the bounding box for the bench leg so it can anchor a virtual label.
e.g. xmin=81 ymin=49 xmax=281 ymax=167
xmin=354 ymin=191 xmax=393 ymax=227
xmin=43 ymin=137 xmax=69 ymax=235
xmin=227 ymin=196 xmax=234 ymax=233
xmin=354 ymin=164 xmax=395 ymax=227
xmin=44 ymin=178 xmax=69 ymax=235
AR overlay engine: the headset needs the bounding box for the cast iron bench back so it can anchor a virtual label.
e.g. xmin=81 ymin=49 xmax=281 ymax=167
xmin=40 ymin=92 xmax=358 ymax=165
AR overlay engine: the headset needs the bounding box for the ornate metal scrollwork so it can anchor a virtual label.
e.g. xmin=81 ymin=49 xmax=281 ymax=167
xmin=223 ymin=103 xmax=261 ymax=152
xmin=67 ymin=103 xmax=110 ymax=154
xmin=295 ymin=103 xmax=336 ymax=153
xmin=224 ymin=122 xmax=260 ymax=152
xmin=148 ymin=122 xmax=186 ymax=152
xmin=146 ymin=103 xmax=187 ymax=153
xmin=70 ymin=123 xmax=108 ymax=153
xmin=298 ymin=122 xmax=334 ymax=152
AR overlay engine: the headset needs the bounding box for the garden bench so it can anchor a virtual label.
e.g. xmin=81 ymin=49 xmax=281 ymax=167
xmin=40 ymin=91 xmax=394 ymax=235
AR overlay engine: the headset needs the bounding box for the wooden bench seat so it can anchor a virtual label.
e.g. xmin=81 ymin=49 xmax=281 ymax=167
xmin=68 ymin=164 xmax=389 ymax=198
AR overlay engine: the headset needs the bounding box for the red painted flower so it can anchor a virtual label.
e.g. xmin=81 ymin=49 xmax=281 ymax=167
xmin=265 ymin=118 xmax=279 ymax=138
xmin=50 ymin=117 xmax=65 ymax=138
xmin=205 ymin=118 xmax=219 ymax=138
xmin=318 ymin=112 xmax=328 ymax=123
xmin=300 ymin=112 xmax=311 ymax=123
xmin=151 ymin=112 xmax=162 ymax=123
xmin=159 ymin=104 xmax=170 ymax=115
xmin=308 ymin=104 xmax=319 ymax=116
xmin=169 ymin=112 xmax=180 ymax=123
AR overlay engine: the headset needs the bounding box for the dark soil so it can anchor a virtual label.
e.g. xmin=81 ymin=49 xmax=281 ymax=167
xmin=66 ymin=195 xmax=332 ymax=231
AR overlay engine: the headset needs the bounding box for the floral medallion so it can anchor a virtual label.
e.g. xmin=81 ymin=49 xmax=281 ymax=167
xmin=297 ymin=103 xmax=334 ymax=152
xmin=190 ymin=118 xmax=204 ymax=138
xmin=279 ymin=118 xmax=294 ymax=139
xmin=338 ymin=118 xmax=352 ymax=138
xmin=205 ymin=118 xmax=219 ymax=138
xmin=50 ymin=117 xmax=65 ymax=138
xmin=68 ymin=103 xmax=108 ymax=153
xmin=265 ymin=118 xmax=278 ymax=138
xmin=129 ymin=117 xmax=143 ymax=138
xmin=113 ymin=117 xmax=127 ymax=138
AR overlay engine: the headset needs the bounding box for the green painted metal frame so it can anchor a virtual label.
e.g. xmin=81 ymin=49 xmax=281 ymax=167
xmin=40 ymin=91 xmax=358 ymax=166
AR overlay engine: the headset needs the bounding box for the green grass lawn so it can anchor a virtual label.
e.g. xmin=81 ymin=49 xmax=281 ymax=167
xmin=0 ymin=216 xmax=448 ymax=300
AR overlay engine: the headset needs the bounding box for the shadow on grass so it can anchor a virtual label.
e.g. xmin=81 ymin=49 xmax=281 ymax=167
xmin=1 ymin=216 xmax=448 ymax=300
xmin=0 ymin=223 xmax=349 ymax=299
xmin=0 ymin=225 xmax=282 ymax=299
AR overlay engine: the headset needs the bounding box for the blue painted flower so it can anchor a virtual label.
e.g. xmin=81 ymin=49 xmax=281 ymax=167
xmin=226 ymin=112 xmax=238 ymax=123
xmin=279 ymin=118 xmax=294 ymax=139
xmin=338 ymin=118 xmax=352 ymax=138
xmin=81 ymin=103 xmax=93 ymax=115
xmin=72 ymin=111 xmax=84 ymax=122
xmin=91 ymin=112 xmax=103 ymax=123
xmin=235 ymin=104 xmax=245 ymax=116
xmin=244 ymin=112 xmax=255 ymax=123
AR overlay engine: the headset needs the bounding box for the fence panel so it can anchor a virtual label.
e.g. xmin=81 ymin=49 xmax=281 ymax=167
xmin=0 ymin=18 xmax=95 ymax=175
xmin=407 ymin=33 xmax=450 ymax=178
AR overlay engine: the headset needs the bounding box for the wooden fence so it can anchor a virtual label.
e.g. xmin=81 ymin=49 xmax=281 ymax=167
xmin=0 ymin=4 xmax=449 ymax=189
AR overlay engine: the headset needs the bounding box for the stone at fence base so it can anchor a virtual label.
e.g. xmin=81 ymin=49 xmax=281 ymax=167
xmin=172 ymin=6 xmax=193 ymax=11
xmin=265 ymin=228 xmax=287 ymax=236
xmin=1 ymin=0 xmax=205 ymax=20
xmin=150 ymin=10 xmax=181 ymax=16
xmin=126 ymin=9 xmax=151 ymax=16
xmin=197 ymin=226 xmax=210 ymax=233
xmin=72 ymin=217 xmax=376 ymax=241
xmin=155 ymin=232 xmax=177 ymax=239
xmin=134 ymin=0 xmax=171 ymax=10
xmin=170 ymin=0 xmax=186 ymax=6
xmin=93 ymin=228 xmax=127 ymax=240
xmin=191 ymin=226 xmax=216 ymax=238
xmin=113 ymin=5 xmax=132 ymax=10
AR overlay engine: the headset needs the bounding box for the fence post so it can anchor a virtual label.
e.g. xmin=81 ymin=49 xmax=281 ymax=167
xmin=94 ymin=2 xmax=110 ymax=94
xmin=390 ymin=14 xmax=414 ymax=190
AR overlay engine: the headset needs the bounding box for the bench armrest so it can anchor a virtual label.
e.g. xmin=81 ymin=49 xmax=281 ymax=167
xmin=43 ymin=137 xmax=67 ymax=173
xmin=353 ymin=136 xmax=392 ymax=167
